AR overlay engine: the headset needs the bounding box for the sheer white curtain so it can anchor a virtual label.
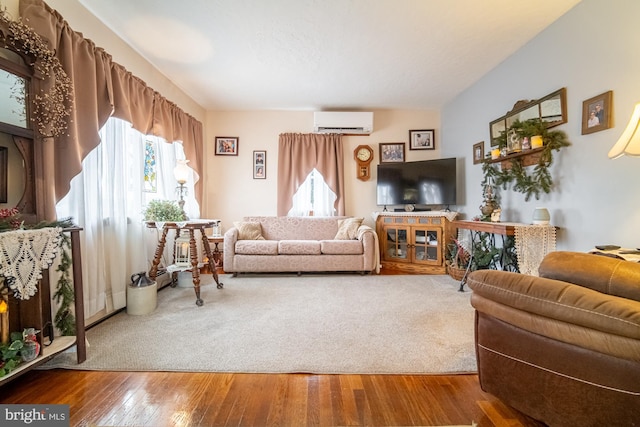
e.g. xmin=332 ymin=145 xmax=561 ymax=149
xmin=56 ymin=117 xmax=198 ymax=320
xmin=288 ymin=169 xmax=337 ymax=217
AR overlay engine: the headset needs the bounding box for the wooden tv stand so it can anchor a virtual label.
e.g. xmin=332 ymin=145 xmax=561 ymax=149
xmin=374 ymin=211 xmax=458 ymax=274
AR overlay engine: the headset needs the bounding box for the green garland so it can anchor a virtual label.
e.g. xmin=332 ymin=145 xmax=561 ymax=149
xmin=28 ymin=218 xmax=77 ymax=336
xmin=53 ymin=233 xmax=75 ymax=335
xmin=481 ymin=119 xmax=571 ymax=201
xmin=0 ymin=332 xmax=24 ymax=377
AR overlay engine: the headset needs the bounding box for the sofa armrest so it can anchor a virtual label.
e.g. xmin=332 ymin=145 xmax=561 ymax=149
xmin=223 ymin=227 xmax=239 ymax=268
xmin=467 ymin=269 xmax=640 ymax=340
xmin=538 ymin=251 xmax=640 ymax=302
xmin=356 ymin=224 xmax=373 ymax=239
xmin=357 ymin=225 xmax=378 ymax=272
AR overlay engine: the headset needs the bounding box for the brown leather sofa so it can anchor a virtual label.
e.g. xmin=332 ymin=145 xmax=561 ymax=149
xmin=467 ymin=251 xmax=640 ymax=426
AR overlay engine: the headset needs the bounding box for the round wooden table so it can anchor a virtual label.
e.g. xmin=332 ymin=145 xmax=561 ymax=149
xmin=146 ymin=220 xmax=223 ymax=306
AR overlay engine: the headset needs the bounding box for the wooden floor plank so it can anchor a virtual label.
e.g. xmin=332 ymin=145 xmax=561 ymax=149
xmin=0 ymin=369 xmax=545 ymax=426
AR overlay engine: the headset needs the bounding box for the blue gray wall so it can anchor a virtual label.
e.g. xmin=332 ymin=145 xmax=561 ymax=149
xmin=442 ymin=0 xmax=640 ymax=251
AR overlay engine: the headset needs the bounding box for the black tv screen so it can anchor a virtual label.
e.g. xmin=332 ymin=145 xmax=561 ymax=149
xmin=376 ymin=158 xmax=457 ymax=207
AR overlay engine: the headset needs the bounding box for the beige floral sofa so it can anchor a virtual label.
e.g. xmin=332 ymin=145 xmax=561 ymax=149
xmin=223 ymin=216 xmax=379 ymax=275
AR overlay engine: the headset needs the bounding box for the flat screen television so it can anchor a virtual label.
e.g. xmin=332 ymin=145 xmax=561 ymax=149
xmin=376 ymin=158 xmax=458 ymax=208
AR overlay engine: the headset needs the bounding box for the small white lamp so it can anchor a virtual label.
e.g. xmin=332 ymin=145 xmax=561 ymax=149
xmin=174 ymin=159 xmax=190 ymax=218
xmin=609 ymin=103 xmax=640 ymax=159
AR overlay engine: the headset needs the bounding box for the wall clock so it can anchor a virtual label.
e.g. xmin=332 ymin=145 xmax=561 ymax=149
xmin=354 ymin=145 xmax=374 ymax=181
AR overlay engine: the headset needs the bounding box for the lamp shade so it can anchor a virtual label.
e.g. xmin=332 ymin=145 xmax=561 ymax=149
xmin=609 ymin=103 xmax=640 ymax=159
xmin=174 ymin=159 xmax=190 ymax=184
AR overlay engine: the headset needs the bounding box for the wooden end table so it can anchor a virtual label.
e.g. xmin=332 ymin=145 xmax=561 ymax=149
xmin=208 ymin=235 xmax=224 ymax=269
xmin=146 ymin=221 xmax=223 ymax=306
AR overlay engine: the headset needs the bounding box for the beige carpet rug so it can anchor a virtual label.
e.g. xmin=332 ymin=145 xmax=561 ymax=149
xmin=43 ymin=273 xmax=477 ymax=374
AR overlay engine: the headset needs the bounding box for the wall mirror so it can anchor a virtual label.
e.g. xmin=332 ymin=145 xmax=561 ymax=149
xmin=0 ymin=69 xmax=28 ymax=129
xmin=490 ymin=88 xmax=567 ymax=146
xmin=0 ymin=46 xmax=37 ymax=220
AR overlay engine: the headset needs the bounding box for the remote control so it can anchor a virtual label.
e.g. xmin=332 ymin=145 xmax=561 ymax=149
xmin=595 ymin=245 xmax=620 ymax=251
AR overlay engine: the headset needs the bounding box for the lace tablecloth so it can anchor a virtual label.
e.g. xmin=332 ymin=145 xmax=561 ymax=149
xmin=514 ymin=224 xmax=556 ymax=276
xmin=371 ymin=210 xmax=459 ymax=222
xmin=0 ymin=227 xmax=61 ymax=300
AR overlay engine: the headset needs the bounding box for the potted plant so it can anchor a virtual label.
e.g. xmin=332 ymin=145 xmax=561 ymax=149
xmin=446 ymin=239 xmax=470 ymax=281
xmin=143 ymin=200 xmax=186 ymax=222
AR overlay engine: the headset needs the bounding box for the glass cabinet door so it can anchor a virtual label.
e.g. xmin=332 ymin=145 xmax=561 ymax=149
xmin=385 ymin=227 xmax=408 ymax=260
xmin=413 ymin=228 xmax=441 ymax=263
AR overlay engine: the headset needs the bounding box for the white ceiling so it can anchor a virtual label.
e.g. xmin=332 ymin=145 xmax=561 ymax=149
xmin=78 ymin=0 xmax=581 ymax=111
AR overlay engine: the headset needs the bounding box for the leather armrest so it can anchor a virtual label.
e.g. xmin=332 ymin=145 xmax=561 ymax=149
xmin=538 ymin=251 xmax=640 ymax=302
xmin=467 ymin=269 xmax=640 ymax=340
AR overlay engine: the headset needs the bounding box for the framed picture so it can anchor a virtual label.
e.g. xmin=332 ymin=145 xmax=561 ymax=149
xmin=379 ymin=143 xmax=405 ymax=163
xmin=253 ymin=150 xmax=266 ymax=179
xmin=582 ymin=91 xmax=612 ymax=135
xmin=473 ymin=141 xmax=485 ymax=165
xmin=215 ymin=137 xmax=239 ymax=155
xmin=409 ymin=129 xmax=435 ymax=150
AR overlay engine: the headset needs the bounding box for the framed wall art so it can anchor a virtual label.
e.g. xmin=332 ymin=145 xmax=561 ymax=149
xmin=253 ymin=150 xmax=266 ymax=179
xmin=409 ymin=129 xmax=435 ymax=150
xmin=473 ymin=141 xmax=484 ymax=165
xmin=582 ymin=90 xmax=612 ymax=135
xmin=215 ymin=136 xmax=239 ymax=155
xmin=379 ymin=143 xmax=405 ymax=163
xmin=0 ymin=146 xmax=7 ymax=203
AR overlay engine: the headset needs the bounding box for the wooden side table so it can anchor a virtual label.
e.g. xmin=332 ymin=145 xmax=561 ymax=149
xmin=452 ymin=220 xmax=556 ymax=291
xmin=452 ymin=220 xmax=517 ymax=291
xmin=146 ymin=221 xmax=223 ymax=306
xmin=208 ymin=236 xmax=224 ymax=269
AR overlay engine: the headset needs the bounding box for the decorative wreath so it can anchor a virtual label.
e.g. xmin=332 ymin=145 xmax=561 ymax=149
xmin=1 ymin=9 xmax=72 ymax=138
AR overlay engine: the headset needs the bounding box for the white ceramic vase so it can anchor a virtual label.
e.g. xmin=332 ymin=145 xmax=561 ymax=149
xmin=532 ymin=207 xmax=550 ymax=225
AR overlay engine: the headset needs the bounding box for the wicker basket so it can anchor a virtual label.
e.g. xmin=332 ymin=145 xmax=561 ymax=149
xmin=446 ymin=263 xmax=467 ymax=281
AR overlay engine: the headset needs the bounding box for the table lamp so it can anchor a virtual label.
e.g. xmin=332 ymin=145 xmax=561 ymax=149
xmin=609 ymin=103 xmax=640 ymax=159
xmin=174 ymin=159 xmax=190 ymax=218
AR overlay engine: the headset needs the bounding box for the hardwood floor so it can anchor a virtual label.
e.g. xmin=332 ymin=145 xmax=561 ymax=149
xmin=0 ymin=270 xmax=546 ymax=426
xmin=0 ymin=370 xmax=545 ymax=426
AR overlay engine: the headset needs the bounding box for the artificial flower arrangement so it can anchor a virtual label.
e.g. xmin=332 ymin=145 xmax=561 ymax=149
xmin=0 ymin=327 xmax=41 ymax=377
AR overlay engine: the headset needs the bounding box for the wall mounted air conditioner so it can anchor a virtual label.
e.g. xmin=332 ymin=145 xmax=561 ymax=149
xmin=313 ymin=111 xmax=374 ymax=134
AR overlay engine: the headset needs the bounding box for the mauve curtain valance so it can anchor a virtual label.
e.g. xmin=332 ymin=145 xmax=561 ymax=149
xmin=19 ymin=0 xmax=204 ymax=218
xmin=277 ymin=133 xmax=344 ymax=216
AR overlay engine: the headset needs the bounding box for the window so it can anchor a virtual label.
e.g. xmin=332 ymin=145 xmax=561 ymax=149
xmin=277 ymin=133 xmax=345 ymax=216
xmin=56 ymin=117 xmax=198 ymax=318
xmin=288 ymin=168 xmax=337 ymax=217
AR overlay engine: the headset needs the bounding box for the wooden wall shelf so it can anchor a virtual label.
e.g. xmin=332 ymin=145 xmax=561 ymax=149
xmin=488 ymin=147 xmax=545 ymax=168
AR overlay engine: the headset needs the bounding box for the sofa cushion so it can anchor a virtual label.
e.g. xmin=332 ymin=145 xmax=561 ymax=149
xmin=334 ymin=217 xmax=363 ymax=240
xmin=244 ymin=216 xmax=342 ymax=240
xmin=235 ymin=240 xmax=278 ymax=255
xmin=233 ymin=221 xmax=265 ymax=240
xmin=321 ymin=240 xmax=363 ymax=255
xmin=278 ymin=240 xmax=321 ymax=255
